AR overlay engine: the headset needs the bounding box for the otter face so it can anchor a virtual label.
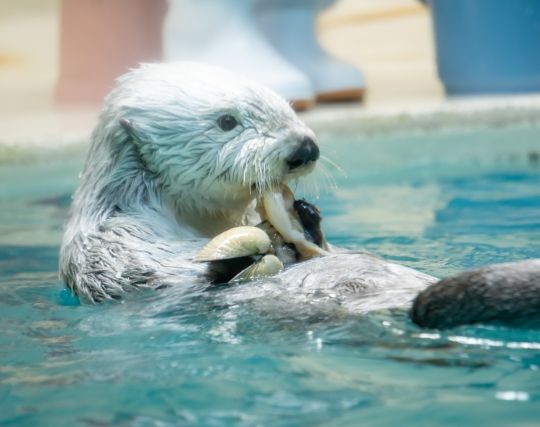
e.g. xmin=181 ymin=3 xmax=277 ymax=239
xmin=110 ymin=62 xmax=319 ymax=212
xmin=211 ymin=98 xmax=319 ymax=195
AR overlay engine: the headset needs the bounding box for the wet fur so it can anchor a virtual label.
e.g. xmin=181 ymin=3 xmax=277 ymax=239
xmin=60 ymin=62 xmax=320 ymax=302
xmin=60 ymin=62 xmax=540 ymax=329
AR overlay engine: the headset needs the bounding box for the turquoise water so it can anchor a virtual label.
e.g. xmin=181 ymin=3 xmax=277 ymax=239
xmin=1 ymin=125 xmax=540 ymax=426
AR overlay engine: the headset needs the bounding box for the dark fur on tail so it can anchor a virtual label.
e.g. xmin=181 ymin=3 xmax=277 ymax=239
xmin=411 ymin=259 xmax=540 ymax=329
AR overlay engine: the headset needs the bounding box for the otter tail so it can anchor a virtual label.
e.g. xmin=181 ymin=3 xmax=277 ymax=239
xmin=410 ymin=259 xmax=540 ymax=329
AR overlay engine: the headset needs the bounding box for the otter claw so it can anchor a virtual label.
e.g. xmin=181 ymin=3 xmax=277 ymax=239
xmin=194 ymin=226 xmax=272 ymax=262
xmin=231 ymin=254 xmax=283 ymax=282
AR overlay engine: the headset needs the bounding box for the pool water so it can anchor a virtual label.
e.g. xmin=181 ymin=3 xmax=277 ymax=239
xmin=1 ymin=125 xmax=540 ymax=426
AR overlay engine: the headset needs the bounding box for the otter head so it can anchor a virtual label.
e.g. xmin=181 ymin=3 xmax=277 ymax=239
xmin=105 ymin=62 xmax=318 ymax=223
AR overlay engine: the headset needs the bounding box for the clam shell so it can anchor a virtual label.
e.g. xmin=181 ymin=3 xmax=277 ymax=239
xmin=194 ymin=226 xmax=272 ymax=262
xmin=231 ymin=254 xmax=284 ymax=282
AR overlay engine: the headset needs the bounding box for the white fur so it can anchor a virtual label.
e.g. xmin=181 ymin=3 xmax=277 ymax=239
xmin=59 ymin=62 xmax=540 ymax=330
xmin=60 ymin=62 xmax=327 ymax=302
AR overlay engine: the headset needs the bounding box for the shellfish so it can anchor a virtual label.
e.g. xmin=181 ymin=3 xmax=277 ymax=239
xmin=195 ymin=185 xmax=329 ymax=283
xmin=259 ymin=184 xmax=329 ymax=260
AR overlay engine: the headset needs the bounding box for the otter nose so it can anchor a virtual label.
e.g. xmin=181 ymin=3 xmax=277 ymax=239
xmin=286 ymin=137 xmax=320 ymax=171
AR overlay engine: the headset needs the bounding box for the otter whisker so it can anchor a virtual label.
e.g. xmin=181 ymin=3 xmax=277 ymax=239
xmin=315 ymin=162 xmax=338 ymax=192
xmin=241 ymin=160 xmax=249 ymax=189
xmin=319 ymin=155 xmax=345 ymax=177
xmin=253 ymin=142 xmax=270 ymax=196
xmin=253 ymin=156 xmax=261 ymax=194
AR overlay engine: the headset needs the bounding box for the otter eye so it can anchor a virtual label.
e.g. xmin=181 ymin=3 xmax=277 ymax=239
xmin=217 ymin=114 xmax=238 ymax=131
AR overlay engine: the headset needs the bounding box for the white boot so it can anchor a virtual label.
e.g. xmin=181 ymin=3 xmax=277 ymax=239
xmin=163 ymin=0 xmax=315 ymax=109
xmin=256 ymin=0 xmax=365 ymax=102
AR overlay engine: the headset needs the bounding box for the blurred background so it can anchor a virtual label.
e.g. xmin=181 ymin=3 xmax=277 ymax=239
xmin=1 ymin=0 xmax=444 ymax=144
xmin=1 ymin=0 xmax=540 ymax=145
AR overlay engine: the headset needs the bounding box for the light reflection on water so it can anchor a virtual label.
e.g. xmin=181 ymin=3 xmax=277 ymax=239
xmin=1 ymin=125 xmax=540 ymax=426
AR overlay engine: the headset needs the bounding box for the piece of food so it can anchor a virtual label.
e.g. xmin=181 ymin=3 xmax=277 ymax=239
xmin=260 ymin=185 xmax=329 ymax=260
xmin=194 ymin=226 xmax=283 ymax=283
xmin=256 ymin=220 xmax=298 ymax=266
xmin=194 ymin=185 xmax=329 ymax=284
xmin=231 ymin=254 xmax=283 ymax=282
xmin=194 ymin=226 xmax=271 ymax=262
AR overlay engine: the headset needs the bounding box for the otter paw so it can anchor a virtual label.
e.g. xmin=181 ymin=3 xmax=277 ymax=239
xmin=293 ymin=199 xmax=326 ymax=249
xmin=194 ymin=226 xmax=283 ymax=283
xmin=260 ymin=185 xmax=329 ymax=260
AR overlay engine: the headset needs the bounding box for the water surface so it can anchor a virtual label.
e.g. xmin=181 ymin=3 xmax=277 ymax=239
xmin=1 ymin=125 xmax=540 ymax=426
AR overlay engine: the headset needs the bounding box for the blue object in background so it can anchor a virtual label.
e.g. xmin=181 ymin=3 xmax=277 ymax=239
xmin=430 ymin=0 xmax=540 ymax=95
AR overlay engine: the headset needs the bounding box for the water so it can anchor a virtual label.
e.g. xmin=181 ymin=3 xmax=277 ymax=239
xmin=1 ymin=125 xmax=540 ymax=426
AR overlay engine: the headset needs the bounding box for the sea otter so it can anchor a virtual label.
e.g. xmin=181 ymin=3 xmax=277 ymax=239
xmin=60 ymin=62 xmax=540 ymax=329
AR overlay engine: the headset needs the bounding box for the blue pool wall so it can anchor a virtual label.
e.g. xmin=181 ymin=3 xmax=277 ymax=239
xmin=431 ymin=0 xmax=540 ymax=95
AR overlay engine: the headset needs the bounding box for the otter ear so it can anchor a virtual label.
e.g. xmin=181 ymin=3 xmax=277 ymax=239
xmin=120 ymin=118 xmax=145 ymax=146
